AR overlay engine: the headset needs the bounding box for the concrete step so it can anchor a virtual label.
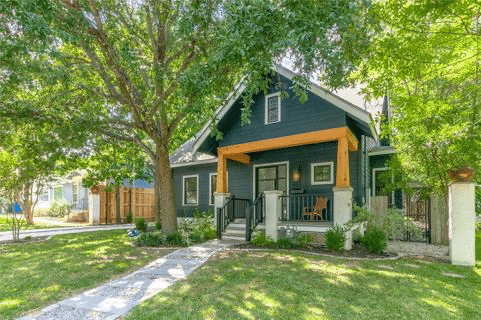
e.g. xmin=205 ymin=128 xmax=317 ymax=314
xmin=228 ymin=222 xmax=246 ymax=229
xmin=224 ymin=228 xmax=245 ymax=235
xmin=222 ymin=234 xmax=246 ymax=241
xmin=233 ymin=218 xmax=246 ymax=224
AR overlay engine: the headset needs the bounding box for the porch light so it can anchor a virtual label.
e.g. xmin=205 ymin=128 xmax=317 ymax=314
xmin=292 ymin=166 xmax=302 ymax=182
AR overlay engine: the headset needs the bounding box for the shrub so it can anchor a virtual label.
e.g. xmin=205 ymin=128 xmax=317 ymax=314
xmin=251 ymin=232 xmax=273 ymax=247
xmin=165 ymin=232 xmax=189 ymax=246
xmin=135 ymin=232 xmax=164 ymax=247
xmin=275 ymin=237 xmax=294 ymax=249
xmin=204 ymin=228 xmax=217 ymax=240
xmin=135 ymin=217 xmax=147 ymax=233
xmin=325 ymin=225 xmax=346 ymax=251
xmin=295 ymin=233 xmax=313 ymax=247
xmin=361 ymin=226 xmax=387 ymax=253
xmin=155 ymin=220 xmax=161 ymax=231
xmin=179 ymin=208 xmax=215 ymax=242
xmin=126 ymin=211 xmax=133 ymax=223
xmin=48 ymin=200 xmax=71 ymax=218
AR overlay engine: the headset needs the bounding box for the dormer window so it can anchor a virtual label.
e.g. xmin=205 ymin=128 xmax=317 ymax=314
xmin=265 ymin=92 xmax=281 ymax=124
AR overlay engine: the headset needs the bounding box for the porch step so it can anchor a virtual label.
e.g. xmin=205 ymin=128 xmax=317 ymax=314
xmin=222 ymin=235 xmax=246 ymax=242
xmin=222 ymin=218 xmax=247 ymax=241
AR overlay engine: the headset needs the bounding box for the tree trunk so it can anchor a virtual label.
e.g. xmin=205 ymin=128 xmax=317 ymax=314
xmin=23 ymin=183 xmax=34 ymax=225
xmin=115 ymin=185 xmax=121 ymax=224
xmin=156 ymin=143 xmax=177 ymax=233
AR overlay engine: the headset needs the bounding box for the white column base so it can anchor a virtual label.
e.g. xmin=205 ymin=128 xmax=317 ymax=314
xmin=264 ymin=190 xmax=283 ymax=242
xmin=214 ymin=192 xmax=231 ymax=230
xmin=333 ymin=187 xmax=353 ymax=250
xmin=449 ymin=182 xmax=475 ymax=266
xmin=88 ymin=192 xmax=100 ymax=225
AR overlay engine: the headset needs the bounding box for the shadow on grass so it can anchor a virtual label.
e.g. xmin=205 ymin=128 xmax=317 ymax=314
xmin=126 ymin=250 xmax=481 ymax=320
xmin=0 ymin=229 xmax=160 ymax=320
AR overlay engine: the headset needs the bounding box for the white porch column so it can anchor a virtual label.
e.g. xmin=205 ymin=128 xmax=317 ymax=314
xmin=214 ymin=192 xmax=231 ymax=229
xmin=264 ymin=190 xmax=283 ymax=242
xmin=333 ymin=187 xmax=353 ymax=250
xmin=88 ymin=190 xmax=100 ymax=225
xmin=449 ymin=182 xmax=475 ymax=266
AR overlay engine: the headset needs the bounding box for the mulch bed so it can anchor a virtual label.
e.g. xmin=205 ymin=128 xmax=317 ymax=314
xmin=233 ymin=242 xmax=398 ymax=260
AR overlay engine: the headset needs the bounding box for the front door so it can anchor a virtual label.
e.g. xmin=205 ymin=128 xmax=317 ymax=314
xmin=255 ymin=164 xmax=288 ymax=218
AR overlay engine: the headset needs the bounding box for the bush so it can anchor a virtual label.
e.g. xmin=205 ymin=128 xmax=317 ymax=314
xmin=135 ymin=232 xmax=164 ymax=247
xmin=275 ymin=237 xmax=294 ymax=249
xmin=48 ymin=200 xmax=71 ymax=218
xmin=204 ymin=228 xmax=217 ymax=240
xmin=155 ymin=220 xmax=161 ymax=231
xmin=295 ymin=233 xmax=313 ymax=247
xmin=165 ymin=231 xmax=189 ymax=246
xmin=126 ymin=211 xmax=133 ymax=223
xmin=325 ymin=225 xmax=346 ymax=251
xmin=179 ymin=208 xmax=216 ymax=242
xmin=361 ymin=226 xmax=387 ymax=253
xmin=135 ymin=217 xmax=147 ymax=233
xmin=251 ymin=232 xmax=273 ymax=247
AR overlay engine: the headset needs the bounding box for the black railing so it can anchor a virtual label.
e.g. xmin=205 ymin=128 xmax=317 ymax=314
xmin=279 ymin=193 xmax=333 ymax=222
xmin=246 ymin=193 xmax=265 ymax=242
xmin=217 ymin=196 xmax=251 ymax=239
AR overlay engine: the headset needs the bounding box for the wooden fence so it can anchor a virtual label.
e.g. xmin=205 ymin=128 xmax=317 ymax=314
xmin=99 ymin=186 xmax=156 ymax=224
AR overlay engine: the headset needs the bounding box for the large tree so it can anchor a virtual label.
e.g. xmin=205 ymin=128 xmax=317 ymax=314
xmin=358 ymin=0 xmax=481 ymax=197
xmin=1 ymin=0 xmax=372 ymax=232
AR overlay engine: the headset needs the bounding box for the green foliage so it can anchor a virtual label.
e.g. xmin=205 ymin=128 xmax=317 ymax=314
xmin=476 ymin=186 xmax=481 ymax=217
xmin=179 ymin=209 xmax=216 ymax=242
xmin=325 ymin=225 xmax=347 ymax=251
xmin=134 ymin=232 xmax=164 ymax=247
xmin=361 ymin=226 xmax=387 ymax=254
xmin=251 ymin=232 xmax=274 ymax=247
xmin=126 ymin=211 xmax=133 ymax=224
xmin=295 ymin=233 xmax=313 ymax=248
xmin=275 ymin=237 xmax=294 ymax=249
xmin=165 ymin=232 xmax=189 ymax=247
xmin=351 ymin=204 xmax=421 ymax=240
xmin=48 ymin=200 xmax=70 ymax=218
xmin=155 ymin=220 xmax=162 ymax=231
xmin=135 ymin=217 xmax=147 ymax=233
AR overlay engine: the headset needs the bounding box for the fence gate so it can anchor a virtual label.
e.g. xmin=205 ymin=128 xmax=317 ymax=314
xmin=403 ymin=196 xmax=431 ymax=243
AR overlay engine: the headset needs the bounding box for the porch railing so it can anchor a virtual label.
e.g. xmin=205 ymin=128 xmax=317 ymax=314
xmin=217 ymin=196 xmax=251 ymax=239
xmin=279 ymin=193 xmax=333 ymax=222
xmin=246 ymin=193 xmax=265 ymax=242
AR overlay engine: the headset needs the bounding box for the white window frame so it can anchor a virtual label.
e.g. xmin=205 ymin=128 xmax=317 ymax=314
xmin=264 ymin=92 xmax=281 ymax=125
xmin=209 ymin=172 xmax=229 ymax=206
xmin=182 ymin=174 xmax=199 ymax=206
xmin=311 ymin=162 xmax=334 ymax=185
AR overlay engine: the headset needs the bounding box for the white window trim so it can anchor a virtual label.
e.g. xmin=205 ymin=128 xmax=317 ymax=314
xmin=264 ymin=92 xmax=281 ymax=125
xmin=209 ymin=172 xmax=229 ymax=206
xmin=182 ymin=174 xmax=199 ymax=206
xmin=252 ymin=161 xmax=290 ymax=200
xmin=311 ymin=162 xmax=334 ymax=185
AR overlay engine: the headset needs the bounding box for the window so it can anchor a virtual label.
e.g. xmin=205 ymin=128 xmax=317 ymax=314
xmin=265 ymin=92 xmax=281 ymax=124
xmin=72 ymin=183 xmax=79 ymax=206
xmin=311 ymin=162 xmax=334 ymax=185
xmin=39 ymin=189 xmax=49 ymax=202
xmin=183 ymin=175 xmax=199 ymax=205
xmin=53 ymin=186 xmax=63 ymax=201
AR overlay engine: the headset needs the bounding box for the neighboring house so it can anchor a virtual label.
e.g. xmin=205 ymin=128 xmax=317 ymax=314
xmin=36 ymin=170 xmax=90 ymax=212
xmin=169 ymin=64 xmax=386 ymax=244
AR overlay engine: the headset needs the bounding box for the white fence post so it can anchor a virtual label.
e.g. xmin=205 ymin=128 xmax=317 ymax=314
xmin=333 ymin=187 xmax=353 ymax=250
xmin=88 ymin=190 xmax=100 ymax=225
xmin=264 ymin=190 xmax=283 ymax=242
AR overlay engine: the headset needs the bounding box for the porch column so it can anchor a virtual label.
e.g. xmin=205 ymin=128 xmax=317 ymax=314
xmin=88 ymin=189 xmax=100 ymax=225
xmin=216 ymin=152 xmax=228 ymax=193
xmin=333 ymin=186 xmax=353 ymax=250
xmin=264 ymin=190 xmax=283 ymax=242
xmin=449 ymin=182 xmax=475 ymax=266
xmin=214 ymin=192 xmax=231 ymax=231
xmin=336 ymin=135 xmax=350 ymax=188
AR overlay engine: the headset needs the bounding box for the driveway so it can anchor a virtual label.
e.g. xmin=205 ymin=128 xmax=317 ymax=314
xmin=0 ymin=224 xmax=134 ymax=243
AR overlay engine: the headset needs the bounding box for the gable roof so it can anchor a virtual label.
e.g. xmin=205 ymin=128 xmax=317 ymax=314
xmin=192 ymin=65 xmax=378 ymax=156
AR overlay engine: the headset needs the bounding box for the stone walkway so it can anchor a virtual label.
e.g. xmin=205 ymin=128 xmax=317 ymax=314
xmin=387 ymin=240 xmax=449 ymax=261
xmin=0 ymin=224 xmax=134 ymax=243
xmin=18 ymin=240 xmax=231 ymax=320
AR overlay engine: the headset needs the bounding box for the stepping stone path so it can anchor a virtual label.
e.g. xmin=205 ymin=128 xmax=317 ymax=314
xmin=18 ymin=240 xmax=231 ymax=320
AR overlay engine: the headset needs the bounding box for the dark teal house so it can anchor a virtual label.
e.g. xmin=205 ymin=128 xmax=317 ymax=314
xmin=170 ymin=65 xmax=387 ymax=244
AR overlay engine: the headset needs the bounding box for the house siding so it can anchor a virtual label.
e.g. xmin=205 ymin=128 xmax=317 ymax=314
xmin=219 ymin=74 xmax=347 ymax=147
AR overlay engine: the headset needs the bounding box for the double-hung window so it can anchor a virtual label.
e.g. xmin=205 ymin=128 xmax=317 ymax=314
xmin=183 ymin=175 xmax=199 ymax=205
xmin=265 ymin=92 xmax=281 ymax=124
xmin=311 ymin=162 xmax=334 ymax=185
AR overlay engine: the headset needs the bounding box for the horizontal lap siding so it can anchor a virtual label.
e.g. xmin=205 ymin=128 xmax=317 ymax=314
xmin=220 ymin=74 xmax=346 ymax=147
xmin=172 ymin=163 xmax=217 ymax=217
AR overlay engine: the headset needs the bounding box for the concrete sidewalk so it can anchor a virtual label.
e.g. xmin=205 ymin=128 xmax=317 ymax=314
xmin=0 ymin=224 xmax=134 ymax=243
xmin=18 ymin=240 xmax=230 ymax=320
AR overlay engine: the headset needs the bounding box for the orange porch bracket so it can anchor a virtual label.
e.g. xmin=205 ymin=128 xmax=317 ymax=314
xmin=216 ymin=127 xmax=358 ymax=191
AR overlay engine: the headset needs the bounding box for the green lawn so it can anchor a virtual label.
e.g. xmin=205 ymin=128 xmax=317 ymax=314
xmin=126 ymin=231 xmax=481 ymax=320
xmin=0 ymin=229 xmax=162 ymax=320
xmin=0 ymin=217 xmax=63 ymax=232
